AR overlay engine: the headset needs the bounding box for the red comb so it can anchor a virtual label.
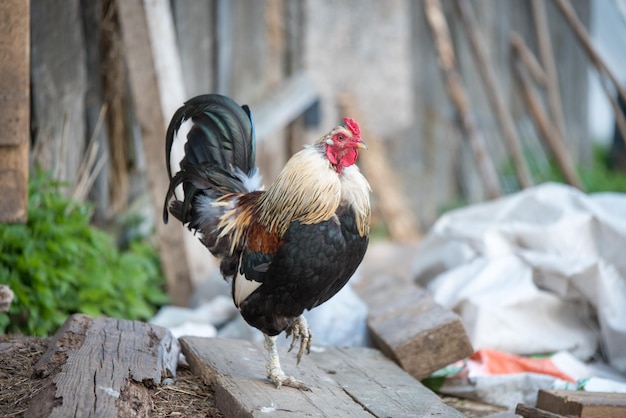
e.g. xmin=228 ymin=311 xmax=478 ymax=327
xmin=343 ymin=117 xmax=360 ymax=137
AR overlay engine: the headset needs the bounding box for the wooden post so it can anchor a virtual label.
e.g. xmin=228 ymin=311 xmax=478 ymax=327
xmin=0 ymin=0 xmax=30 ymax=223
xmin=116 ymin=0 xmax=194 ymax=305
xmin=457 ymin=0 xmax=534 ymax=190
xmin=423 ymin=0 xmax=501 ymax=200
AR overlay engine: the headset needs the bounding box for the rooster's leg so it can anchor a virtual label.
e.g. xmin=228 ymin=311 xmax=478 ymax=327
xmin=285 ymin=315 xmax=312 ymax=364
xmin=264 ymin=334 xmax=311 ymax=391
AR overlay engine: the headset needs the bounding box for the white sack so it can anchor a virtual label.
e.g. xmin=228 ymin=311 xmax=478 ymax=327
xmin=413 ymin=183 xmax=626 ymax=373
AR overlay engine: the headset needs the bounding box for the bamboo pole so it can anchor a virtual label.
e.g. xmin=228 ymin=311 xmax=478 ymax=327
xmin=423 ymin=0 xmax=501 ymax=199
xmin=456 ymin=0 xmax=533 ymax=189
xmin=513 ymin=58 xmax=584 ymax=190
xmin=552 ymin=0 xmax=626 ymax=145
xmin=510 ymin=33 xmax=548 ymax=87
xmin=532 ymin=0 xmax=568 ymax=143
xmin=552 ymin=0 xmax=626 ymax=106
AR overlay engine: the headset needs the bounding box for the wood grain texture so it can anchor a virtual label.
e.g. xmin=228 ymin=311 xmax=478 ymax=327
xmin=182 ymin=336 xmax=464 ymax=417
xmin=28 ymin=314 xmax=179 ymax=418
xmin=310 ymin=346 xmax=465 ymax=417
xmin=355 ymin=274 xmax=473 ymax=380
xmin=536 ymin=389 xmax=626 ymax=418
xmin=116 ymin=0 xmax=193 ymax=305
xmin=180 ymin=336 xmax=373 ymax=417
xmin=0 ymin=0 xmax=29 ymax=222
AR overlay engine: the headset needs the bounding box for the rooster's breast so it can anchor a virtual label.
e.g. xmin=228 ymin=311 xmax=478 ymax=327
xmin=237 ymin=206 xmax=368 ymax=336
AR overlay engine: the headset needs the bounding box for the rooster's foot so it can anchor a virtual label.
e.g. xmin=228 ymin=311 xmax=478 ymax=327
xmin=285 ymin=315 xmax=312 ymax=364
xmin=266 ymin=364 xmax=311 ymax=391
xmin=264 ymin=334 xmax=311 ymax=391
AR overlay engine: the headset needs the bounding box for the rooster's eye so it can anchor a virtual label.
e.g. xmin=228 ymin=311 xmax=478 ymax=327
xmin=337 ymin=134 xmax=345 ymax=141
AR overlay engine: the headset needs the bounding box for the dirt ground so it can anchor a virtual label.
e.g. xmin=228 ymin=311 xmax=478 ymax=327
xmin=0 ymin=335 xmax=222 ymax=418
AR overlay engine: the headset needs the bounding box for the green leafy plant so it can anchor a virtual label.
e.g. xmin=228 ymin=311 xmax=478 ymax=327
xmin=0 ymin=168 xmax=169 ymax=336
xmin=503 ymin=145 xmax=626 ymax=194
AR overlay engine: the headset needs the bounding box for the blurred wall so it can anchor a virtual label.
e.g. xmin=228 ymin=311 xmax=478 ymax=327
xmin=28 ymin=0 xmax=591 ymax=231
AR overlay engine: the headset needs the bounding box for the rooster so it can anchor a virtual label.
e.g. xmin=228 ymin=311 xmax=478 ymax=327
xmin=163 ymin=94 xmax=370 ymax=390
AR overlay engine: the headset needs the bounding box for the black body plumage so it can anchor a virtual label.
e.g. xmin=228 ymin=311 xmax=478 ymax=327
xmin=239 ymin=207 xmax=368 ymax=336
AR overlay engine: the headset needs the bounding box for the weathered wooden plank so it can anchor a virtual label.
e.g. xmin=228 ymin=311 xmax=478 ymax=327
xmin=355 ymin=273 xmax=473 ymax=381
xmin=30 ymin=0 xmax=86 ymax=186
xmin=143 ymin=0 xmax=219 ymax=292
xmin=0 ymin=143 xmax=28 ymax=223
xmin=515 ymin=403 xmax=566 ymax=418
xmin=180 ymin=336 xmax=373 ymax=417
xmin=536 ymin=389 xmax=626 ymax=418
xmin=116 ymin=0 xmax=194 ymax=306
xmin=171 ymin=0 xmax=215 ymax=96
xmin=310 ymin=346 xmax=465 ymax=417
xmin=28 ymin=314 xmax=179 ymax=418
xmin=0 ymin=0 xmax=29 ymax=147
xmin=0 ymin=0 xmax=29 ymax=223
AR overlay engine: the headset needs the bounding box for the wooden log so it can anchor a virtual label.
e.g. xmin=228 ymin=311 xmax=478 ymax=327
xmin=457 ymin=0 xmax=534 ymax=190
xmin=181 ymin=336 xmax=464 ymax=417
xmin=536 ymin=389 xmax=626 ymax=418
xmin=423 ymin=0 xmax=501 ymax=200
xmin=310 ymin=346 xmax=465 ymax=417
xmin=357 ymin=276 xmax=473 ymax=380
xmin=180 ymin=337 xmax=373 ymax=417
xmin=28 ymin=314 xmax=179 ymax=418
xmin=0 ymin=0 xmax=30 ymax=223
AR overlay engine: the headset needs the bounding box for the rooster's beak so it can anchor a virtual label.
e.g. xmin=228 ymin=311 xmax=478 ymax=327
xmin=356 ymin=139 xmax=368 ymax=150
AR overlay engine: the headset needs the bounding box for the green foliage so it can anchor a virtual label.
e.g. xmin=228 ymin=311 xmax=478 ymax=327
xmin=0 ymin=168 xmax=169 ymax=336
xmin=510 ymin=145 xmax=626 ymax=194
xmin=538 ymin=146 xmax=626 ymax=193
xmin=421 ymin=363 xmax=465 ymax=393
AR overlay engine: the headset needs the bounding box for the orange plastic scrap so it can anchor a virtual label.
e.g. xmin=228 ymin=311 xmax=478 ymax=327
xmin=469 ymin=348 xmax=576 ymax=382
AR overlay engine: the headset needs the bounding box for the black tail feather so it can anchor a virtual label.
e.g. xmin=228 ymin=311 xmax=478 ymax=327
xmin=164 ymin=94 xmax=256 ymax=224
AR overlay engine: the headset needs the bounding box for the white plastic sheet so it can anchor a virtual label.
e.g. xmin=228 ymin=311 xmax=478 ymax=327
xmin=413 ymin=183 xmax=626 ymax=374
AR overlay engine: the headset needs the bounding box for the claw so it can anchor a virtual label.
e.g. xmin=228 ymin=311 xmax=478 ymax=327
xmin=264 ymin=334 xmax=311 ymax=391
xmin=266 ymin=364 xmax=311 ymax=391
xmin=285 ymin=315 xmax=312 ymax=364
